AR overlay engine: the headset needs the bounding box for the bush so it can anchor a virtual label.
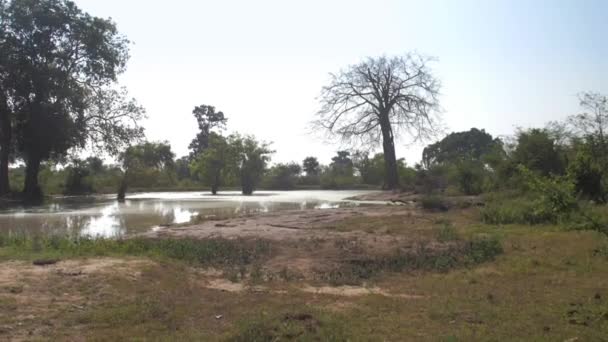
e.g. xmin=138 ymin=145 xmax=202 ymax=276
xmin=420 ymin=195 xmax=449 ymax=212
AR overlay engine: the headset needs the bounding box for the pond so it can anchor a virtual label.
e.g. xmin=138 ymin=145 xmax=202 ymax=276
xmin=0 ymin=190 xmax=377 ymax=238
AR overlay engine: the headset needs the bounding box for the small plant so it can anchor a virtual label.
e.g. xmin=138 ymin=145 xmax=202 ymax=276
xmin=436 ymin=222 xmax=459 ymax=242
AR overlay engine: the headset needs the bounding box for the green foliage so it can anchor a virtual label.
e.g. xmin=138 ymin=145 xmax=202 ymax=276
xmin=353 ymin=152 xmax=385 ymax=185
xmin=64 ymin=160 xmax=94 ymax=195
xmin=229 ymin=310 xmax=350 ymax=342
xmin=319 ymin=151 xmax=359 ymax=189
xmin=1 ymin=0 xmax=143 ymax=199
xmin=513 ymin=128 xmax=565 ymax=176
xmin=568 ymin=139 xmax=607 ymax=203
xmin=0 ymin=234 xmax=272 ymax=267
xmin=190 ymin=133 xmax=230 ymax=194
xmin=302 ymin=156 xmax=320 ymax=177
xmin=323 ymin=236 xmax=502 ymax=285
xmin=454 ymin=161 xmax=487 ymax=195
xmin=422 ymin=128 xmax=501 ymax=168
xmin=188 ymin=105 xmax=227 ymax=159
xmin=481 ymin=167 xmax=578 ymax=225
xmin=228 ymin=134 xmax=273 ymax=195
xmin=519 ymin=166 xmax=578 ymax=219
xmin=420 ymin=195 xmax=449 ymax=212
xmin=263 ymin=163 xmax=301 ymax=190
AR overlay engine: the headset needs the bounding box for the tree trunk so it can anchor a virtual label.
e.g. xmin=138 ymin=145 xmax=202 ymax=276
xmin=0 ymin=93 xmax=10 ymax=196
xmin=379 ymin=114 xmax=400 ymax=190
xmin=117 ymin=178 xmax=127 ymax=202
xmin=23 ymin=156 xmax=42 ymax=203
xmin=211 ymin=170 xmax=220 ymax=195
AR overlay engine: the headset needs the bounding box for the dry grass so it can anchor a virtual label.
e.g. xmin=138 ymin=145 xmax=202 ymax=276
xmin=0 ymin=205 xmax=607 ymax=340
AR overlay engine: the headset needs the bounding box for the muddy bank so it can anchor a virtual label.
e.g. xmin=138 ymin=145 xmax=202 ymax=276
xmin=140 ymin=205 xmax=415 ymax=242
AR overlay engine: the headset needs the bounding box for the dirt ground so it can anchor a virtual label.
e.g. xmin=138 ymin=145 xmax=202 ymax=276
xmin=1 ymin=197 xmax=607 ymax=340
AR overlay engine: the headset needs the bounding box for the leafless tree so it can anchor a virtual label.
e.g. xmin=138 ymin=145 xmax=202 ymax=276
xmin=569 ymin=91 xmax=607 ymax=155
xmin=314 ymin=53 xmax=442 ymax=189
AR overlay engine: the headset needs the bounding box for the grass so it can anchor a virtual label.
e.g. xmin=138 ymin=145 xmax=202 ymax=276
xmin=0 ymin=234 xmax=273 ymax=267
xmin=322 ymin=236 xmax=502 ymax=286
xmin=1 ymin=202 xmax=608 ymax=340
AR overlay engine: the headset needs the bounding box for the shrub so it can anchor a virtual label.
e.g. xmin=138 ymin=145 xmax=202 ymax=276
xmin=420 ymin=195 xmax=449 ymax=212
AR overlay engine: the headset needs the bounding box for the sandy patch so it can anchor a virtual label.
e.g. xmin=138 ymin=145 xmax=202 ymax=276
xmin=301 ymin=285 xmax=425 ymax=298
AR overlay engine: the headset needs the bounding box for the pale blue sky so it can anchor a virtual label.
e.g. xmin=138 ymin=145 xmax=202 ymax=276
xmin=75 ymin=0 xmax=607 ymax=165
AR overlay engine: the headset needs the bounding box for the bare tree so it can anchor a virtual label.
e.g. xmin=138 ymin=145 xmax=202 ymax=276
xmin=569 ymin=91 xmax=607 ymax=156
xmin=315 ymin=53 xmax=442 ymax=189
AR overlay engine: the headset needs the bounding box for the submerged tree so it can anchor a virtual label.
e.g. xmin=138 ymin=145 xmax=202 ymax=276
xmin=228 ymin=134 xmax=273 ymax=195
xmin=315 ymin=53 xmax=442 ymax=189
xmin=190 ymin=133 xmax=230 ymax=195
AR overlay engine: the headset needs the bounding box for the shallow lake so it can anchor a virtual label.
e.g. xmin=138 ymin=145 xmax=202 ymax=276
xmin=0 ymin=190 xmax=377 ymax=237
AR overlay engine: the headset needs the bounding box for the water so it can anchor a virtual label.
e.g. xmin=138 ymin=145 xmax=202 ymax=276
xmin=0 ymin=190 xmax=376 ymax=238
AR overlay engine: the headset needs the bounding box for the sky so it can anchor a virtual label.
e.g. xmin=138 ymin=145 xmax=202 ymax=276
xmin=74 ymin=0 xmax=608 ymax=166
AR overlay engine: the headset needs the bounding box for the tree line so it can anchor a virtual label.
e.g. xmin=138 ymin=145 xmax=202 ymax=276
xmin=1 ymin=0 xmax=606 ymax=204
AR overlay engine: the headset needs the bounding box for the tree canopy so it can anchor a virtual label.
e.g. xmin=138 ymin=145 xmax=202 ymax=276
xmin=0 ymin=0 xmax=144 ymax=200
xmin=422 ymin=128 xmax=501 ymax=168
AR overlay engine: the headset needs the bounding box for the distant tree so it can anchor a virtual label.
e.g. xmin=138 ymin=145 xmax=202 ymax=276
xmin=353 ymin=152 xmax=386 ymax=186
xmin=1 ymin=0 xmax=141 ymax=201
xmin=188 ymin=105 xmax=227 ymax=159
xmin=315 ymin=53 xmax=442 ymax=189
xmin=190 ymin=133 xmax=230 ymax=195
xmin=330 ymin=151 xmax=354 ymax=177
xmin=228 ymin=134 xmax=273 ymax=195
xmin=568 ymin=92 xmax=607 ymax=161
xmin=302 ymin=157 xmax=320 ymax=177
xmin=85 ymin=157 xmax=105 ymax=174
xmin=174 ymin=156 xmax=191 ymax=181
xmin=265 ymin=163 xmax=302 ymax=190
xmin=513 ymin=128 xmax=565 ymax=177
xmin=565 ymin=92 xmax=608 ymax=202
xmin=64 ymin=159 xmax=94 ymax=195
xmin=117 ymin=141 xmax=175 ymax=200
xmin=0 ymin=0 xmax=14 ymax=195
xmin=422 ymin=128 xmax=501 ymax=168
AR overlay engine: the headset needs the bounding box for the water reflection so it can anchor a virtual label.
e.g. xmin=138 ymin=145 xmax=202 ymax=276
xmin=0 ymin=190 xmax=375 ymax=238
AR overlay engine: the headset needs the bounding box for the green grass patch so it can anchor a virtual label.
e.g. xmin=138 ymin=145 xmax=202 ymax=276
xmin=228 ymin=308 xmax=350 ymax=341
xmin=322 ymin=236 xmax=503 ymax=286
xmin=0 ymin=234 xmax=273 ymax=267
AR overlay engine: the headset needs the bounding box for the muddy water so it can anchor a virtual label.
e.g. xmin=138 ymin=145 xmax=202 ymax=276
xmin=0 ymin=190 xmax=376 ymax=238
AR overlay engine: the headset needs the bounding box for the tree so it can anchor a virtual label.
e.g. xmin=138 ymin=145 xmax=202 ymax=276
xmin=174 ymin=156 xmax=191 ymax=181
xmin=117 ymin=141 xmax=175 ymax=200
xmin=190 ymin=133 xmax=230 ymax=195
xmin=0 ymin=0 xmax=15 ymax=195
xmin=188 ymin=105 xmax=227 ymax=159
xmin=330 ymin=151 xmax=354 ymax=177
xmin=228 ymin=134 xmax=273 ymax=195
xmin=569 ymin=92 xmax=607 ymax=157
xmin=422 ymin=128 xmax=500 ymax=168
xmin=513 ymin=128 xmax=565 ymax=177
xmin=265 ymin=163 xmax=302 ymax=190
xmin=315 ymin=53 xmax=442 ymax=189
xmin=1 ymin=0 xmax=140 ymax=201
xmin=302 ymin=157 xmax=320 ymax=177
xmin=353 ymin=152 xmax=386 ymax=186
